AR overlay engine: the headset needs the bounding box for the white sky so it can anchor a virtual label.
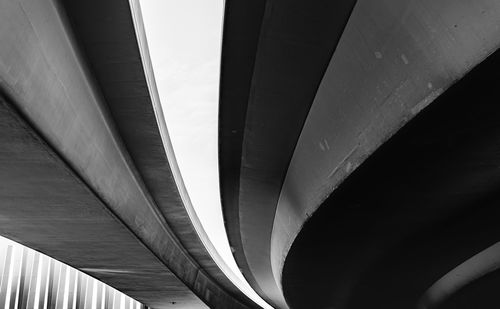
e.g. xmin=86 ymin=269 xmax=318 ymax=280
xmin=137 ymin=1 xmax=272 ymax=308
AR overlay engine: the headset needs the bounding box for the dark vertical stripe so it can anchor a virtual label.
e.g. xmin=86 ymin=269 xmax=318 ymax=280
xmin=55 ymin=265 xmax=67 ymax=309
xmin=76 ymin=272 xmax=87 ymax=309
xmin=18 ymin=248 xmax=32 ymax=308
xmin=26 ymin=253 xmax=40 ymax=308
xmin=105 ymin=286 xmax=114 ymax=309
xmin=47 ymin=260 xmax=61 ymax=309
xmin=67 ymin=268 xmax=76 ymax=309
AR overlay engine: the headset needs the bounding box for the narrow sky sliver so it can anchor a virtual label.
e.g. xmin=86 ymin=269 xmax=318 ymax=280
xmin=138 ymin=1 xmax=272 ymax=308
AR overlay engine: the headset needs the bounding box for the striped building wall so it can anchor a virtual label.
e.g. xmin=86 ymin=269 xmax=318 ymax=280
xmin=0 ymin=237 xmax=148 ymax=309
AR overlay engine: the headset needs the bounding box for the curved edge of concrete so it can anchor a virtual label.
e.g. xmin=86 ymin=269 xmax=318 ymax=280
xmin=270 ymin=0 xmax=500 ymax=299
xmin=127 ymin=1 xmax=262 ymax=307
xmin=218 ymin=0 xmax=270 ymax=305
xmin=219 ymin=1 xmax=357 ymax=307
xmin=418 ymin=242 xmax=500 ymax=309
xmin=0 ymin=0 xmax=251 ymax=307
xmin=0 ymin=91 xmax=207 ymax=309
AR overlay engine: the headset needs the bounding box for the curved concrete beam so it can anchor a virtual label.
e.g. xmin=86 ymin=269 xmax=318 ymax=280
xmin=58 ymin=0 xmax=258 ymax=306
xmin=219 ymin=0 xmax=267 ymax=301
xmin=219 ymin=1 xmax=356 ymax=307
xmin=280 ymin=45 xmax=500 ymax=308
xmin=0 ymin=0 xmax=251 ymax=307
xmin=0 ymin=94 xmax=206 ymax=309
xmin=419 ymin=242 xmax=500 ymax=309
xmin=272 ymin=0 xmax=500 ymax=290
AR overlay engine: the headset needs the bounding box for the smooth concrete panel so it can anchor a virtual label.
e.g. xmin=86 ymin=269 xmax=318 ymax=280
xmin=219 ymin=1 xmax=356 ymax=307
xmin=272 ymin=0 xmax=500 ymax=291
xmin=0 ymin=94 xmax=205 ymax=308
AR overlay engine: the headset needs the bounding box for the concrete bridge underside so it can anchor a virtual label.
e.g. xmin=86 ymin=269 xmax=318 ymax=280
xmin=3 ymin=0 xmax=500 ymax=308
xmin=219 ymin=0 xmax=500 ymax=308
xmin=0 ymin=0 xmax=256 ymax=308
xmin=283 ymin=47 xmax=500 ymax=309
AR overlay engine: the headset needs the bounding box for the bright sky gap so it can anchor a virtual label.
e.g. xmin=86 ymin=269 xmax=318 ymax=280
xmin=137 ymin=1 xmax=272 ymax=308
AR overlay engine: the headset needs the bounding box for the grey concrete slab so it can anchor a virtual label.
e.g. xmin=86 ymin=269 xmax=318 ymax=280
xmin=219 ymin=0 xmax=357 ymax=307
xmin=0 ymin=95 xmax=205 ymax=308
xmin=273 ymin=0 xmax=500 ymax=292
xmin=219 ymin=0 xmax=268 ymax=303
xmin=57 ymin=0 xmax=257 ymax=306
xmin=220 ymin=0 xmax=500 ymax=307
xmin=0 ymin=0 xmax=252 ymax=307
xmin=282 ymin=50 xmax=500 ymax=307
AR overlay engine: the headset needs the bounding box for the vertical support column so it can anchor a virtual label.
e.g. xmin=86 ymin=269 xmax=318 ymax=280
xmin=0 ymin=245 xmax=13 ymax=309
xmin=18 ymin=249 xmax=33 ymax=309
xmin=47 ymin=260 xmax=61 ymax=309
xmin=76 ymin=272 xmax=87 ymax=309
xmin=38 ymin=256 xmax=50 ymax=309
xmin=26 ymin=252 xmax=40 ymax=308
xmin=67 ymin=268 xmax=77 ymax=309
xmin=9 ymin=247 xmax=23 ymax=309
xmin=55 ymin=265 xmax=67 ymax=309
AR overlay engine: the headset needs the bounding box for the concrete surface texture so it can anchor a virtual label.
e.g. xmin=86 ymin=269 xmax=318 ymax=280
xmin=0 ymin=94 xmax=203 ymax=308
xmin=4 ymin=0 xmax=500 ymax=308
xmin=0 ymin=237 xmax=144 ymax=309
xmin=282 ymin=49 xmax=500 ymax=308
xmin=57 ymin=0 xmax=256 ymax=307
xmin=219 ymin=0 xmax=500 ymax=308
xmin=219 ymin=0 xmax=357 ymax=307
xmin=0 ymin=0 xmax=256 ymax=308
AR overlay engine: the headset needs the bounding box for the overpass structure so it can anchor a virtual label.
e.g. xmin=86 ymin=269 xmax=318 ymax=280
xmin=219 ymin=0 xmax=500 ymax=308
xmin=3 ymin=0 xmax=500 ymax=308
xmin=0 ymin=0 xmax=257 ymax=308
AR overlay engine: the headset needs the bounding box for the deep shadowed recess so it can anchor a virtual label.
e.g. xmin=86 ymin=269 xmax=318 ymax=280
xmin=440 ymin=269 xmax=500 ymax=309
xmin=282 ymin=48 xmax=500 ymax=309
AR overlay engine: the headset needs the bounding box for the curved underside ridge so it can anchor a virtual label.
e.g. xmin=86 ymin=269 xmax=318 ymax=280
xmin=219 ymin=0 xmax=357 ymax=307
xmin=282 ymin=45 xmax=500 ymax=308
xmin=272 ymin=0 xmax=500 ymax=295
